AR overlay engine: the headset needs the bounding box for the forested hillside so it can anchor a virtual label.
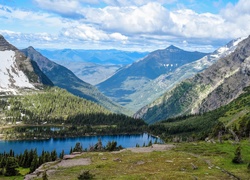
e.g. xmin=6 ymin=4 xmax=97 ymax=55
xmin=21 ymin=47 xmax=130 ymax=115
xmin=0 ymin=87 xmax=147 ymax=140
xmin=149 ymin=86 xmax=250 ymax=141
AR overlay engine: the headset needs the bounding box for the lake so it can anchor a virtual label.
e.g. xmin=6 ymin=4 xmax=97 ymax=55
xmin=0 ymin=133 xmax=162 ymax=155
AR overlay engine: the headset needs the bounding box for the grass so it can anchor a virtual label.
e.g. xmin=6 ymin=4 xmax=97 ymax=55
xmin=1 ymin=140 xmax=249 ymax=179
xmin=0 ymin=167 xmax=29 ymax=180
xmin=37 ymin=140 xmax=250 ymax=180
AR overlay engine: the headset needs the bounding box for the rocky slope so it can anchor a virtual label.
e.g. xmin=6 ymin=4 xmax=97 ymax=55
xmin=134 ymin=36 xmax=250 ymax=124
xmin=97 ymin=46 xmax=207 ymax=112
xmin=0 ymin=35 xmax=53 ymax=96
xmin=129 ymin=38 xmax=245 ymax=112
xmin=21 ymin=47 xmax=130 ymax=115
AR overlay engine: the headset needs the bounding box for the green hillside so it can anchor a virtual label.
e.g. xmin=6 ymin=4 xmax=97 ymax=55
xmin=149 ymin=86 xmax=250 ymax=141
xmin=0 ymin=87 xmax=146 ymax=140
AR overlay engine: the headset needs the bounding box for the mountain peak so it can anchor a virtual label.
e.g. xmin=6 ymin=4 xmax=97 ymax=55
xmin=166 ymin=45 xmax=182 ymax=51
xmin=27 ymin=46 xmax=35 ymax=50
xmin=0 ymin=34 xmax=17 ymax=51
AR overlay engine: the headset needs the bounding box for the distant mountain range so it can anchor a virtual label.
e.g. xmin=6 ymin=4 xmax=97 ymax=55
xmin=37 ymin=49 xmax=148 ymax=65
xmin=54 ymin=61 xmax=123 ymax=85
xmin=134 ymin=36 xmax=249 ymax=124
xmin=97 ymin=45 xmax=208 ymax=112
xmin=0 ymin=35 xmax=53 ymax=96
xmin=37 ymin=49 xmax=148 ymax=85
xmin=21 ymin=47 xmax=129 ymax=115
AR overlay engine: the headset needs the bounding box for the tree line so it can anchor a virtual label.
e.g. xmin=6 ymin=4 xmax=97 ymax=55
xmin=0 ymin=148 xmax=63 ymax=177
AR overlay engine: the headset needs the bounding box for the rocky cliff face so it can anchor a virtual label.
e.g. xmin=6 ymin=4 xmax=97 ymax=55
xmin=134 ymin=36 xmax=250 ymax=124
xmin=0 ymin=35 xmax=53 ymax=95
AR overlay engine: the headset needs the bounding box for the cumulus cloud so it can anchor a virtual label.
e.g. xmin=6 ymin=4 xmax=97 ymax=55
xmin=33 ymin=0 xmax=85 ymax=18
xmin=219 ymin=0 xmax=250 ymax=38
xmin=101 ymin=0 xmax=177 ymax=6
xmin=62 ymin=24 xmax=128 ymax=43
xmin=1 ymin=0 xmax=250 ymax=51
xmin=169 ymin=9 xmax=226 ymax=38
xmin=83 ymin=2 xmax=173 ymax=34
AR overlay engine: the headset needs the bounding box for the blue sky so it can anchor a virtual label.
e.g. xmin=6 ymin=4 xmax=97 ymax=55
xmin=0 ymin=0 xmax=249 ymax=52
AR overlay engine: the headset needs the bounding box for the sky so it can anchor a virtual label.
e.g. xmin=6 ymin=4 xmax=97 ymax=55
xmin=0 ymin=0 xmax=249 ymax=52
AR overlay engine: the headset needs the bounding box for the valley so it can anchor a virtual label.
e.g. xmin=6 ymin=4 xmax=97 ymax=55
xmin=1 ymin=0 xmax=250 ymax=179
xmin=0 ymin=33 xmax=250 ymax=179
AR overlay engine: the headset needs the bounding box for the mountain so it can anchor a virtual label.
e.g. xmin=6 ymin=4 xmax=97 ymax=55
xmin=135 ymin=36 xmax=249 ymax=124
xmin=97 ymin=45 xmax=208 ymax=112
xmin=37 ymin=49 xmax=148 ymax=65
xmin=129 ymin=37 xmax=245 ymax=113
xmin=54 ymin=61 xmax=123 ymax=85
xmin=149 ymin=85 xmax=250 ymax=139
xmin=21 ymin=47 xmax=130 ymax=115
xmin=38 ymin=49 xmax=148 ymax=85
xmin=0 ymin=35 xmax=53 ymax=96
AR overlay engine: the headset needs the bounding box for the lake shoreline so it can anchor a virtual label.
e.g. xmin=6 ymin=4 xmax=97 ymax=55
xmin=0 ymin=132 xmax=148 ymax=141
xmin=0 ymin=133 xmax=162 ymax=155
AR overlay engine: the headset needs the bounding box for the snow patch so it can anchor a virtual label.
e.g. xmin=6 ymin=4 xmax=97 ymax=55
xmin=0 ymin=50 xmax=35 ymax=92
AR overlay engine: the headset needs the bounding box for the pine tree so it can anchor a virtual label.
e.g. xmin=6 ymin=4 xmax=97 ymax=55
xmin=4 ymin=157 xmax=19 ymax=176
xmin=59 ymin=150 xmax=65 ymax=159
xmin=30 ymin=150 xmax=39 ymax=173
xmin=51 ymin=150 xmax=57 ymax=161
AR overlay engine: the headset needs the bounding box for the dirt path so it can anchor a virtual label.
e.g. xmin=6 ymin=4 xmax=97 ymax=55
xmin=125 ymin=144 xmax=175 ymax=153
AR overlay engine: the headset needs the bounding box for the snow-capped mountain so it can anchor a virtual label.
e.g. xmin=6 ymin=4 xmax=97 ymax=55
xmin=97 ymin=45 xmax=208 ymax=112
xmin=127 ymin=37 xmax=246 ymax=112
xmin=134 ymin=36 xmax=250 ymax=124
xmin=0 ymin=35 xmax=53 ymax=95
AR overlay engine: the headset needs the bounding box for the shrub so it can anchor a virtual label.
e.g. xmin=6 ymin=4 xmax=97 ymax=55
xmin=78 ymin=170 xmax=94 ymax=180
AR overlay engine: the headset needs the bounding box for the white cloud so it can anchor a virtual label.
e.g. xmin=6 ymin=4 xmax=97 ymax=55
xmin=83 ymin=2 xmax=173 ymax=34
xmin=110 ymin=32 xmax=128 ymax=41
xmin=34 ymin=0 xmax=81 ymax=16
xmin=62 ymin=24 xmax=109 ymax=41
xmin=1 ymin=0 xmax=250 ymax=52
xmin=62 ymin=24 xmax=128 ymax=42
xmin=219 ymin=0 xmax=250 ymax=38
xmin=101 ymin=0 xmax=177 ymax=6
xmin=169 ymin=9 xmax=227 ymax=38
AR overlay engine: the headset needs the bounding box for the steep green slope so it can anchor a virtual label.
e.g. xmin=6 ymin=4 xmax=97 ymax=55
xmin=1 ymin=87 xmax=109 ymax=123
xmin=135 ymin=35 xmax=250 ymax=123
xmin=0 ymin=87 xmax=146 ymax=140
xmin=149 ymin=86 xmax=250 ymax=140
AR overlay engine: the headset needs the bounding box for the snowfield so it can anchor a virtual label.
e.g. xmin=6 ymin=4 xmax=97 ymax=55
xmin=0 ymin=50 xmax=35 ymax=92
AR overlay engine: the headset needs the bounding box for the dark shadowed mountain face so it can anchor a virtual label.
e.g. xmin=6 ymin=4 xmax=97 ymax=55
xmin=21 ymin=47 xmax=130 ymax=115
xmin=97 ymin=45 xmax=208 ymax=111
xmin=134 ymin=36 xmax=250 ymax=124
xmin=0 ymin=35 xmax=53 ymax=95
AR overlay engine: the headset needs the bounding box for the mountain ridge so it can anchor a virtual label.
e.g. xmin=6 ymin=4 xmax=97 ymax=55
xmin=97 ymin=45 xmax=208 ymax=111
xmin=0 ymin=35 xmax=53 ymax=95
xmin=21 ymin=46 xmax=130 ymax=115
xmin=134 ymin=36 xmax=250 ymax=124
